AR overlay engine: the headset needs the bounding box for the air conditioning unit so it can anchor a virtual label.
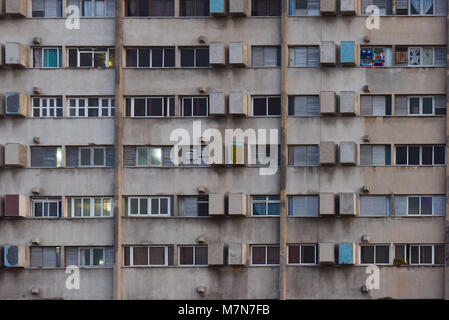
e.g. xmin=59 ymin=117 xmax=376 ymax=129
xmin=229 ymin=91 xmax=248 ymax=116
xmin=319 ymin=243 xmax=335 ymax=265
xmin=4 ymin=143 xmax=27 ymax=167
xmin=227 ymin=243 xmax=248 ymax=265
xmin=209 ymin=42 xmax=226 ymax=67
xmin=209 ymin=193 xmax=225 ymax=216
xmin=3 ymin=245 xmax=26 ymax=267
xmin=229 ymin=42 xmax=247 ymax=67
xmin=5 ymin=0 xmax=27 ymax=17
xmin=210 ymin=0 xmax=227 ymax=16
xmin=320 ymin=41 xmax=336 ymax=66
xmin=208 ymin=243 xmax=225 ymax=266
xmin=319 ymin=141 xmax=337 ymax=166
xmin=209 ymin=92 xmax=226 ymax=116
xmin=229 ymin=0 xmax=248 ymax=16
xmin=228 ymin=193 xmax=247 ymax=216
xmin=4 ymin=42 xmax=27 ymax=67
xmin=5 ymin=194 xmax=27 ymax=218
xmin=339 ymin=193 xmax=357 ymax=216
xmin=340 ymin=0 xmax=357 ymax=14
xmin=320 ymin=0 xmax=337 ymax=15
xmin=5 ymin=93 xmax=27 ymax=117
xmin=319 ymin=193 xmax=335 ymax=216
xmin=320 ymin=91 xmax=337 ymax=115
xmin=339 ymin=142 xmax=357 ymax=166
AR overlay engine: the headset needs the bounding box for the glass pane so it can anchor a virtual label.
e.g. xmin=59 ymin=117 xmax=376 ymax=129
xmin=253 ymin=98 xmax=267 ymax=116
xmin=409 ymin=97 xmax=420 ymax=114
xmin=421 ymin=197 xmax=432 ymax=215
xmin=160 ymin=198 xmax=168 ymax=215
xmin=83 ymin=198 xmax=91 ymax=217
xmin=34 ymin=203 xmax=43 ymax=217
xmin=133 ymin=247 xmax=148 ymax=265
xmin=137 ymin=148 xmax=148 ymax=166
xmin=151 ymin=198 xmax=159 ymax=215
xmin=179 ymin=247 xmax=194 ymax=265
xmin=196 ymin=48 xmax=209 ymax=67
xmin=44 ymin=49 xmax=58 ymax=68
xmin=361 ymin=246 xmax=375 ymax=264
xmin=103 ymin=199 xmax=111 ymax=216
xmin=408 ymin=197 xmax=420 ymax=215
xmin=94 ymin=52 xmax=107 ymax=68
xmin=134 ymin=99 xmax=146 ymax=117
xmin=422 ymin=97 xmax=433 ymax=114
xmin=147 ymin=98 xmax=163 ymax=116
xmin=93 ymin=248 xmax=104 ymax=266
xmin=74 ymin=199 xmax=82 ymax=217
xmin=149 ymin=247 xmax=165 ymax=265
xmin=181 ymin=49 xmax=195 ymax=67
xmin=375 ymin=246 xmax=390 ymax=264
xmin=195 ymin=246 xmax=208 ymax=265
xmin=252 ymin=247 xmax=266 ymax=264
xmin=81 ymin=249 xmax=91 ymax=266
xmin=150 ymin=148 xmax=162 ymax=165
xmin=80 ymin=52 xmax=93 ymax=67
xmin=151 ymin=49 xmax=163 ymax=67
xmin=396 ymin=146 xmax=407 ymax=165
xmin=267 ymin=203 xmax=280 ymax=216
xmin=268 ymin=97 xmax=281 ymax=115
xmin=288 ymin=245 xmax=300 ymax=264
xmin=130 ymin=198 xmax=139 ymax=214
xmin=267 ymin=246 xmax=279 ymax=264
xmin=434 ymin=146 xmax=445 ymax=165
xmin=420 ymin=246 xmax=432 ymax=264
xmin=408 ymin=146 xmax=420 ymax=165
xmin=301 ymin=245 xmax=315 ymax=264
xmin=140 ymin=198 xmax=148 ymax=215
xmin=253 ymin=203 xmax=266 ymax=216
xmin=422 ymin=146 xmax=433 ymax=165
xmin=94 ymin=199 xmax=102 ymax=217
xmin=410 ymin=246 xmax=419 ymax=264
xmin=93 ymin=148 xmax=105 ymax=166
xmin=80 ymin=149 xmax=91 ymax=166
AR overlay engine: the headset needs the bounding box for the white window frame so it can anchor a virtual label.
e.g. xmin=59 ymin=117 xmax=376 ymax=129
xmin=359 ymin=244 xmax=391 ymax=265
xmin=286 ymin=244 xmax=317 ymax=265
xmin=68 ymin=97 xmax=115 ymax=118
xmin=250 ymin=245 xmax=280 ymax=266
xmin=126 ymin=97 xmax=174 ymax=118
xmin=409 ymin=0 xmax=435 ymax=16
xmin=136 ymin=147 xmax=164 ymax=167
xmin=291 ymin=145 xmax=320 ymax=166
xmin=127 ymin=196 xmax=171 ymax=216
xmin=78 ymin=147 xmax=107 ymax=167
xmin=33 ymin=47 xmax=62 ymax=68
xmin=76 ymin=0 xmax=114 ymax=17
xmin=32 ymin=198 xmax=61 ymax=218
xmin=126 ymin=47 xmax=175 ymax=68
xmin=180 ymin=47 xmax=209 ymax=68
xmin=178 ymin=245 xmax=208 ymax=267
xmin=69 ymin=197 xmax=113 ymax=218
xmin=69 ymin=47 xmax=114 ymax=68
xmin=408 ymin=47 xmax=435 ymax=67
xmin=78 ymin=247 xmax=105 ymax=267
xmin=252 ymin=96 xmax=281 ymax=117
xmin=251 ymin=195 xmax=280 ymax=216
xmin=32 ymin=97 xmax=63 ymax=118
xmin=127 ymin=245 xmax=169 ymax=267
xmin=407 ymin=96 xmax=435 ymax=115
xmin=409 ymin=244 xmax=435 ymax=265
xmin=181 ymin=97 xmax=209 ymax=117
xmin=405 ymin=195 xmax=440 ymax=216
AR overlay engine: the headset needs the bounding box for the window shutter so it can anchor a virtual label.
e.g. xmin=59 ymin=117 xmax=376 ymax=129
xmin=307 ymin=47 xmax=320 ymax=67
xmin=293 ymin=146 xmax=307 ymax=165
xmin=43 ymin=247 xmax=57 ymax=267
xmin=293 ymin=96 xmax=307 ymax=115
xmin=107 ymin=0 xmax=116 ymax=16
xmin=435 ymin=47 xmax=446 ymax=67
xmin=360 ymin=145 xmax=372 ymax=165
xmin=106 ymin=147 xmax=115 ymax=167
xmin=123 ymin=146 xmax=137 ymax=166
xmin=361 ymin=196 xmax=389 ymax=216
xmin=105 ymin=247 xmax=115 ymax=267
xmin=307 ymin=145 xmax=319 ymax=165
xmin=31 ymin=147 xmax=57 ymax=167
xmin=432 ymin=196 xmax=445 ymax=216
xmin=373 ymin=96 xmax=386 ymax=116
xmin=306 ymin=196 xmax=319 ymax=216
xmin=372 ymin=145 xmax=386 ymax=165
xmin=45 ymin=0 xmax=58 ymax=17
xmin=396 ymin=0 xmax=408 ymax=10
xmin=66 ymin=147 xmax=79 ymax=167
xmin=180 ymin=197 xmax=198 ymax=216
xmin=435 ymin=95 xmax=447 ymax=114
xmin=65 ymin=247 xmax=79 ymax=266
xmin=360 ymin=96 xmax=373 ymax=115
xmin=290 ymin=196 xmax=305 ymax=216
xmin=294 ymin=48 xmax=307 ymax=67
xmin=394 ymin=196 xmax=407 ymax=216
xmin=395 ymin=96 xmax=408 ymax=115
xmin=307 ymin=96 xmax=320 ymax=115
xmin=162 ymin=147 xmax=173 ymax=167
xmin=435 ymin=0 xmax=448 ymax=15
xmin=264 ymin=47 xmax=277 ymax=66
xmin=252 ymin=47 xmax=264 ymax=66
xmin=361 ymin=0 xmax=372 ymax=15
xmin=30 ymin=247 xmax=43 ymax=267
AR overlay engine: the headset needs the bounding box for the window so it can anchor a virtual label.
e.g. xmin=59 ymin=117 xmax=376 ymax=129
xmin=33 ymin=48 xmax=62 ymax=68
xmin=179 ymin=246 xmax=208 ymax=266
xmin=124 ymin=245 xmax=173 ymax=266
xmin=395 ymin=145 xmax=445 ymax=165
xmin=288 ymin=244 xmax=317 ymax=264
xmin=125 ymin=48 xmax=175 ymax=68
xmin=68 ymin=97 xmax=115 ymax=117
xmin=360 ymin=145 xmax=391 ymax=165
xmin=291 ymin=0 xmax=320 ymax=16
xmin=288 ymin=47 xmax=320 ymax=67
xmin=402 ymin=47 xmax=447 ymax=67
xmin=68 ymin=197 xmax=113 ymax=217
xmin=33 ymin=97 xmax=63 ymax=117
xmin=65 ymin=247 xmax=114 ymax=267
xmin=66 ymin=146 xmax=114 ymax=168
xmin=396 ymin=0 xmax=435 ymax=15
xmin=31 ymin=146 xmax=63 ymax=168
xmin=251 ymin=196 xmax=280 ymax=216
xmin=30 ymin=247 xmax=62 ymax=268
xmin=360 ymin=245 xmax=390 ymax=264
xmin=252 ymin=96 xmax=281 ymax=116
xmin=252 ymin=47 xmax=281 ymax=67
xmin=251 ymin=245 xmax=280 ymax=265
xmin=360 ymin=47 xmax=392 ymax=67
xmin=360 ymin=95 xmax=392 ymax=116
xmin=361 ymin=0 xmax=393 ymax=15
xmin=126 ymin=196 xmax=171 ymax=216
xmin=288 ymin=96 xmax=320 ymax=116
xmin=68 ymin=0 xmax=116 ymax=16
xmin=180 ymin=0 xmax=209 ymax=16
xmin=288 ymin=195 xmax=319 ymax=216
xmin=179 ymin=196 xmax=209 ymax=217
xmin=32 ymin=0 xmax=63 ymax=17
xmin=396 ymin=95 xmax=446 ymax=116
xmin=32 ymin=198 xmax=62 ymax=218
xmin=360 ymin=196 xmax=391 ymax=216
xmin=68 ymin=48 xmax=115 ymax=68
xmin=395 ymin=244 xmax=444 ymax=265
xmin=251 ymin=0 xmax=281 ymax=15
xmin=394 ymin=195 xmax=445 ymax=216
xmin=180 ymin=47 xmax=209 ymax=67
xmin=125 ymin=97 xmax=174 ymax=117
xmin=182 ymin=97 xmax=209 ymax=117
xmin=123 ymin=146 xmax=173 ymax=166
xmin=289 ymin=145 xmax=319 ymax=166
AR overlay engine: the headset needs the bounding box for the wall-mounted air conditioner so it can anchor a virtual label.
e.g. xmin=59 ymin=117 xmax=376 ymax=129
xmin=229 ymin=91 xmax=247 ymax=116
xmin=208 ymin=243 xmax=225 ymax=265
xmin=229 ymin=42 xmax=247 ymax=67
xmin=209 ymin=92 xmax=226 ymax=116
xmin=229 ymin=0 xmax=248 ymax=16
xmin=209 ymin=193 xmax=225 ymax=216
xmin=5 ymin=194 xmax=27 ymax=217
xmin=227 ymin=243 xmax=248 ymax=265
xmin=5 ymin=93 xmax=27 ymax=117
xmin=5 ymin=0 xmax=27 ymax=17
xmin=4 ymin=143 xmax=27 ymax=167
xmin=3 ymin=245 xmax=26 ymax=267
xmin=209 ymin=42 xmax=226 ymax=67
xmin=228 ymin=193 xmax=247 ymax=216
xmin=4 ymin=42 xmax=27 ymax=67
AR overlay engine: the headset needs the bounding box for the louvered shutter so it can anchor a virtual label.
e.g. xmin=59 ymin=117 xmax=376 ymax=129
xmin=307 ymin=145 xmax=319 ymax=165
xmin=307 ymin=47 xmax=320 ymax=67
xmin=360 ymin=96 xmax=373 ymax=115
xmin=106 ymin=147 xmax=114 ymax=167
xmin=361 ymin=196 xmax=389 ymax=216
xmin=123 ymin=146 xmax=136 ymax=166
xmin=107 ymin=0 xmax=116 ymax=16
xmin=288 ymin=48 xmax=295 ymax=66
xmin=395 ymin=96 xmax=408 ymax=115
xmin=180 ymin=197 xmax=198 ymax=216
xmin=293 ymin=146 xmax=307 ymax=165
xmin=252 ymin=47 xmax=264 ymax=66
xmin=361 ymin=0 xmax=372 ymax=15
xmin=396 ymin=0 xmax=408 ymax=10
xmin=306 ymin=196 xmax=319 ymax=216
xmin=162 ymin=147 xmax=174 ymax=167
xmin=105 ymin=247 xmax=115 ymax=267
xmin=294 ymin=96 xmax=307 ymax=115
xmin=264 ymin=47 xmax=277 ymax=66
xmin=290 ymin=196 xmax=305 ymax=216
xmin=432 ymin=196 xmax=445 ymax=216
xmin=435 ymin=47 xmax=446 ymax=67
xmin=294 ymin=48 xmax=307 ymax=67
xmin=43 ymin=247 xmax=57 ymax=267
xmin=435 ymin=95 xmax=447 ymax=115
xmin=435 ymin=0 xmax=448 ymax=15
xmin=360 ymin=145 xmax=372 ymax=165
xmin=66 ymin=147 xmax=79 ymax=167
xmin=308 ymin=0 xmax=320 ymax=15
xmin=65 ymin=247 xmax=79 ymax=266
xmin=307 ymin=96 xmax=320 ymax=115
xmin=394 ymin=196 xmax=407 ymax=216
xmin=373 ymin=96 xmax=386 ymax=116
xmin=372 ymin=145 xmax=386 ymax=165
xmin=31 ymin=147 xmax=57 ymax=167
xmin=45 ymin=0 xmax=58 ymax=17
xmin=30 ymin=247 xmax=43 ymax=267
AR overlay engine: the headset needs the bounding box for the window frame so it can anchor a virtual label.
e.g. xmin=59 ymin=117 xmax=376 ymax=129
xmin=125 ymin=47 xmax=175 ymax=68
xmin=180 ymin=47 xmax=210 ymax=68
xmin=250 ymin=245 xmax=280 ymax=266
xmin=68 ymin=47 xmax=115 ymax=68
xmin=32 ymin=197 xmax=62 ymax=218
xmin=125 ymin=96 xmax=174 ymax=118
xmin=33 ymin=47 xmax=63 ymax=68
xmin=359 ymin=244 xmax=391 ymax=265
xmin=68 ymin=197 xmax=113 ymax=218
xmin=78 ymin=247 xmax=106 ymax=268
xmin=409 ymin=0 xmax=435 ymax=16
xmin=126 ymin=245 xmax=169 ymax=267
xmin=181 ymin=96 xmax=209 ymax=117
xmin=287 ymin=244 xmax=317 ymax=265
xmin=127 ymin=196 xmax=171 ymax=216
xmin=408 ymin=47 xmax=435 ymax=67
xmin=251 ymin=195 xmax=281 ymax=216
xmin=252 ymin=96 xmax=282 ymax=117
xmin=405 ymin=195 xmax=439 ymax=216
xmin=395 ymin=145 xmax=445 ymax=166
xmin=32 ymin=96 xmax=63 ymax=118
xmin=178 ymin=245 xmax=208 ymax=266
xmin=78 ymin=147 xmax=108 ymax=167
xmin=407 ymin=96 xmax=435 ymax=115
xmin=68 ymin=97 xmax=115 ymax=118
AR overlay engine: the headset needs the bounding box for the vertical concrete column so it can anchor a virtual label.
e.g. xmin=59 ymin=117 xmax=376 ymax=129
xmin=279 ymin=0 xmax=289 ymax=301
xmin=445 ymin=13 xmax=449 ymax=300
xmin=113 ymin=0 xmax=125 ymax=301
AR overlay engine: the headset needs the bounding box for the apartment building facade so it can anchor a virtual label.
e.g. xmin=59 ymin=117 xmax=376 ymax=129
xmin=0 ymin=0 xmax=448 ymax=300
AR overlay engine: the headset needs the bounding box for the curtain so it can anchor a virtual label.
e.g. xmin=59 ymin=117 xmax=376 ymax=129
xmin=423 ymin=0 xmax=433 ymax=13
xmin=411 ymin=0 xmax=421 ymax=14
